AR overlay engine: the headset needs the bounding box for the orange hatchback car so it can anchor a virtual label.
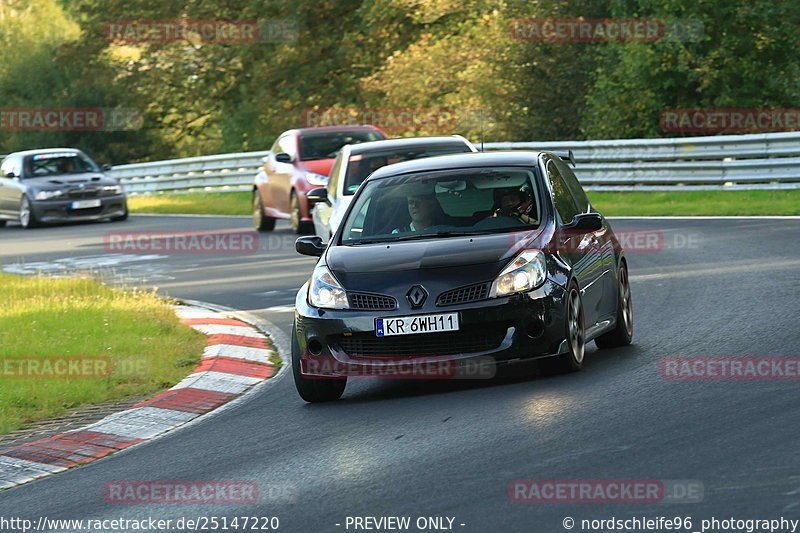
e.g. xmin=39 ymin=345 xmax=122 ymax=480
xmin=253 ymin=125 xmax=386 ymax=233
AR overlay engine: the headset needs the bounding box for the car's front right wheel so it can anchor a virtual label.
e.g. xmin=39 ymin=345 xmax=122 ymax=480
xmin=253 ymin=190 xmax=276 ymax=232
xmin=290 ymin=191 xmax=313 ymax=235
xmin=19 ymin=197 xmax=39 ymax=229
xmin=292 ymin=324 xmax=346 ymax=402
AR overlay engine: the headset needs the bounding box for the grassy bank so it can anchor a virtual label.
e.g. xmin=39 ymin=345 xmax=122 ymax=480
xmin=129 ymin=189 xmax=800 ymax=217
xmin=587 ymin=189 xmax=800 ymax=216
xmin=0 ymin=274 xmax=207 ymax=434
xmin=128 ymin=191 xmax=252 ymax=215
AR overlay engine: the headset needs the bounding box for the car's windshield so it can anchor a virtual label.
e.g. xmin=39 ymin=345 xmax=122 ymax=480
xmin=23 ymin=152 xmax=99 ymax=178
xmin=340 ymin=167 xmax=541 ymax=245
xmin=299 ymin=131 xmax=384 ymax=161
xmin=342 ymin=143 xmax=472 ymax=195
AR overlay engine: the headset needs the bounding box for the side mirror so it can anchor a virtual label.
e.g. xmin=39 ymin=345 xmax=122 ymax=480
xmin=4 ymin=171 xmax=16 ymax=178
xmin=274 ymin=152 xmax=293 ymax=163
xmin=296 ymin=236 xmax=326 ymax=257
xmin=101 ymin=164 xmax=112 ymax=171
xmin=306 ymin=187 xmax=329 ymax=205
xmin=564 ymin=212 xmax=603 ymax=233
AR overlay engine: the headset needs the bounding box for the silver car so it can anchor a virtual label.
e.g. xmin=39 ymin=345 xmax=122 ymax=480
xmin=0 ymin=148 xmax=127 ymax=229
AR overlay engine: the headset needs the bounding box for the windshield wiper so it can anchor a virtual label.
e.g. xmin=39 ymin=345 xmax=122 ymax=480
xmin=346 ymin=239 xmax=387 ymax=246
xmin=379 ymin=230 xmax=503 ymax=243
xmin=345 ymin=228 xmax=534 ymax=246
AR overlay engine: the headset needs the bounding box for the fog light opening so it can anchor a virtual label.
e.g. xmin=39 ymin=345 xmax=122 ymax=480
xmin=307 ymin=339 xmax=324 ymax=356
xmin=525 ymin=318 xmax=545 ymax=339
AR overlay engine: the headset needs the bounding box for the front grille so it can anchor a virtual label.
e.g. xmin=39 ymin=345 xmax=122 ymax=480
xmin=334 ymin=326 xmax=508 ymax=358
xmin=66 ymin=206 xmax=103 ymax=216
xmin=67 ymin=188 xmax=100 ymax=198
xmin=348 ymin=292 xmax=397 ymax=310
xmin=437 ymin=282 xmax=490 ymax=306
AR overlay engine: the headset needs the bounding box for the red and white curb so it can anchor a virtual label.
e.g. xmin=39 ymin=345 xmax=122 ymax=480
xmin=0 ymin=304 xmax=278 ymax=490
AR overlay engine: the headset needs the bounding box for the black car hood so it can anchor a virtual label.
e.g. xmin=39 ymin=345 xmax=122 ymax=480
xmin=327 ymin=232 xmax=537 ymax=272
xmin=24 ymin=173 xmax=113 ymax=188
xmin=326 ymin=230 xmax=545 ymax=295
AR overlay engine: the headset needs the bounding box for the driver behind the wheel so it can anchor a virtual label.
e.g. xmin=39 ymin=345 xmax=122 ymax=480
xmin=492 ymin=186 xmax=538 ymax=225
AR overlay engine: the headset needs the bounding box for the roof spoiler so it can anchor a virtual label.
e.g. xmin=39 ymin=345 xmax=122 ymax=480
xmin=551 ymin=150 xmax=576 ymax=167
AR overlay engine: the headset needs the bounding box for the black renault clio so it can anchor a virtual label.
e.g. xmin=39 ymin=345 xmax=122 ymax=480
xmin=292 ymin=151 xmax=633 ymax=402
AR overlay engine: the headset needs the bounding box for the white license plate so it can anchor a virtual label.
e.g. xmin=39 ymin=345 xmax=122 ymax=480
xmin=70 ymin=199 xmax=101 ymax=209
xmin=375 ymin=313 xmax=459 ymax=337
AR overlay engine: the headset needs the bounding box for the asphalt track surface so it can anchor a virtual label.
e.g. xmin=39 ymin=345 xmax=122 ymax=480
xmin=1 ymin=215 xmax=799 ymax=532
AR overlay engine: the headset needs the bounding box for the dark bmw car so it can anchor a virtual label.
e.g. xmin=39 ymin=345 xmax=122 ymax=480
xmin=292 ymin=151 xmax=633 ymax=402
xmin=0 ymin=148 xmax=127 ymax=228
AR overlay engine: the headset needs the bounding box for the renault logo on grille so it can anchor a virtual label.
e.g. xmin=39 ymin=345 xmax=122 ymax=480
xmin=406 ymin=285 xmax=428 ymax=308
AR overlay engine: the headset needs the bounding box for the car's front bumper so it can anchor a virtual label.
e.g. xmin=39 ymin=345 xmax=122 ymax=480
xmin=31 ymin=195 xmax=127 ymax=223
xmin=294 ymin=279 xmax=570 ymax=378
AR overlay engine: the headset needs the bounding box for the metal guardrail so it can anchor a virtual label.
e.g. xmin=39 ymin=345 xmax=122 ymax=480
xmin=108 ymin=132 xmax=800 ymax=193
xmin=109 ymin=151 xmax=269 ymax=195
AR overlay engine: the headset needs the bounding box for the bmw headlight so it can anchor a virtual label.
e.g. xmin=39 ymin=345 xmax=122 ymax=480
xmin=490 ymin=250 xmax=547 ymax=297
xmin=34 ymin=190 xmax=63 ymax=200
xmin=308 ymin=264 xmax=349 ymax=309
xmin=305 ymin=172 xmax=328 ymax=186
xmin=103 ymin=185 xmax=123 ymax=194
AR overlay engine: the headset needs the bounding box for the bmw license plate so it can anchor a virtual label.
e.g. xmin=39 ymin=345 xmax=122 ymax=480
xmin=70 ymin=199 xmax=101 ymax=209
xmin=375 ymin=313 xmax=459 ymax=337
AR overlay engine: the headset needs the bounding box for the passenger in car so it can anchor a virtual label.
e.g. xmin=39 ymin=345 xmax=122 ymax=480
xmin=392 ymin=193 xmax=448 ymax=233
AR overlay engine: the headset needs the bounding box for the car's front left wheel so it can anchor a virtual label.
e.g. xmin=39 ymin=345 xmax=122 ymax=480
xmin=292 ymin=324 xmax=346 ymax=402
xmin=542 ymin=282 xmax=585 ymax=374
xmin=595 ymin=261 xmax=633 ymax=349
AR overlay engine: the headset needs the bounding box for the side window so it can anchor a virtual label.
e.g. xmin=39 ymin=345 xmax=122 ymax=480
xmin=277 ymin=134 xmax=297 ymax=160
xmin=2 ymin=156 xmax=23 ymax=177
xmin=327 ymin=154 xmax=343 ymax=200
xmin=0 ymin=157 xmax=13 ymax=177
xmin=547 ymin=160 xmax=579 ymax=225
xmin=553 ymin=157 xmax=590 ymax=213
xmin=14 ymin=156 xmax=26 ymax=177
xmin=269 ymin=135 xmax=283 ymax=153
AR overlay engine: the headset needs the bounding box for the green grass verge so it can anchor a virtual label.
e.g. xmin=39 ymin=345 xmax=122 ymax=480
xmin=128 ymin=189 xmax=800 ymax=217
xmin=0 ymin=274 xmax=208 ymax=435
xmin=587 ymin=189 xmax=800 ymax=216
xmin=128 ymin=191 xmax=252 ymax=215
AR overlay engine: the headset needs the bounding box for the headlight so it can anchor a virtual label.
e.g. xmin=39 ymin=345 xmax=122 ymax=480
xmin=490 ymin=250 xmax=547 ymax=298
xmin=308 ymin=265 xmax=349 ymax=309
xmin=305 ymin=172 xmax=328 ymax=186
xmin=34 ymin=190 xmax=63 ymax=200
xmin=103 ymin=185 xmax=123 ymax=194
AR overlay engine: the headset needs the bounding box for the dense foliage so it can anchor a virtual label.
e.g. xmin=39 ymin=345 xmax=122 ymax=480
xmin=0 ymin=0 xmax=797 ymax=162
